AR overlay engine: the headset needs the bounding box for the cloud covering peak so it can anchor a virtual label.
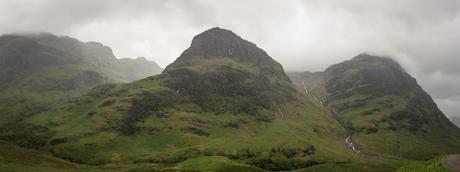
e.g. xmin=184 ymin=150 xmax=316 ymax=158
xmin=1 ymin=0 xmax=459 ymax=117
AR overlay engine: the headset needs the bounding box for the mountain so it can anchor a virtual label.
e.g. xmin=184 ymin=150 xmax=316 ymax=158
xmin=2 ymin=28 xmax=460 ymax=171
xmin=289 ymin=54 xmax=460 ymax=160
xmin=450 ymin=116 xmax=460 ymax=128
xmin=118 ymin=57 xmax=163 ymax=81
xmin=0 ymin=33 xmax=162 ymax=126
xmin=0 ymin=33 xmax=162 ymax=84
xmin=0 ymin=28 xmax=360 ymax=171
xmin=159 ymin=27 xmax=297 ymax=115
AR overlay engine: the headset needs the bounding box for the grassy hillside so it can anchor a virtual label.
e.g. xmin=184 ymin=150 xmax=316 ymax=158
xmin=396 ymin=156 xmax=452 ymax=172
xmin=0 ymin=33 xmax=162 ymax=126
xmin=0 ymin=141 xmax=84 ymax=172
xmin=288 ymin=54 xmax=460 ymax=164
xmin=0 ymin=141 xmax=267 ymax=171
xmin=15 ymin=76 xmax=355 ymax=170
xmin=0 ymin=28 xmax=364 ymax=171
xmin=3 ymin=28 xmax=460 ymax=171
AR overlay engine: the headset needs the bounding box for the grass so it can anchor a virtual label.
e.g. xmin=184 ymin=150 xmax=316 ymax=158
xmin=396 ymin=156 xmax=452 ymax=172
xmin=4 ymin=77 xmax=360 ymax=170
xmin=3 ymin=53 xmax=460 ymax=171
xmin=177 ymin=156 xmax=266 ymax=171
xmin=0 ymin=141 xmax=84 ymax=172
xmin=327 ymin=92 xmax=460 ymax=160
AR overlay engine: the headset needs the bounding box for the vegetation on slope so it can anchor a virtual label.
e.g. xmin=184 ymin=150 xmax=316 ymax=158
xmin=0 ymin=33 xmax=162 ymax=129
xmin=396 ymin=156 xmax=452 ymax=172
xmin=288 ymin=53 xmax=460 ymax=166
xmin=2 ymin=28 xmax=460 ymax=172
xmin=0 ymin=28 xmax=359 ymax=171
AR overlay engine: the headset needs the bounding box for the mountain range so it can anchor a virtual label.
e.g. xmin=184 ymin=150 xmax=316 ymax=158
xmin=0 ymin=28 xmax=459 ymax=172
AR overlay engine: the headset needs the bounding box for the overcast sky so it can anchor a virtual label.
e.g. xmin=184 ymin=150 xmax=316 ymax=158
xmin=1 ymin=0 xmax=459 ymax=117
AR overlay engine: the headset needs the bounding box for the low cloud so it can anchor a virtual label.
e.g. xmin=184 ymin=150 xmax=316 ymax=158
xmin=1 ymin=0 xmax=459 ymax=117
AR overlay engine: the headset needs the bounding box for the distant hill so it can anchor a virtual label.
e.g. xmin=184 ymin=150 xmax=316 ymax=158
xmin=118 ymin=57 xmax=163 ymax=81
xmin=0 ymin=33 xmax=162 ymax=85
xmin=0 ymin=33 xmax=162 ymax=126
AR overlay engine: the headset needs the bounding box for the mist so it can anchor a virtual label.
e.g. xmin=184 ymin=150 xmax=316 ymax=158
xmin=1 ymin=0 xmax=459 ymax=117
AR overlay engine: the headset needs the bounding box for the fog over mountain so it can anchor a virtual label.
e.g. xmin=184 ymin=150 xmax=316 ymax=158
xmin=1 ymin=0 xmax=459 ymax=118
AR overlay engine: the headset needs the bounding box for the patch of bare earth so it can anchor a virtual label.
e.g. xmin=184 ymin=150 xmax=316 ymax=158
xmin=443 ymin=154 xmax=460 ymax=172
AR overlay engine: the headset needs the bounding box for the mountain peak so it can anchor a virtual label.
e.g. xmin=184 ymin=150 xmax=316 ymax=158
xmin=162 ymin=27 xmax=290 ymax=81
xmin=195 ymin=27 xmax=239 ymax=39
xmin=159 ymin=28 xmax=295 ymax=114
xmin=325 ymin=54 xmax=418 ymax=98
xmin=166 ymin=27 xmax=271 ymax=68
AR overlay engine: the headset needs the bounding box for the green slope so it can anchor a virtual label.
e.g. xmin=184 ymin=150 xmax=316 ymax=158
xmin=3 ymin=28 xmax=458 ymax=171
xmin=0 ymin=28 xmax=358 ymax=171
xmin=0 ymin=141 xmax=267 ymax=172
xmin=0 ymin=141 xmax=84 ymax=172
xmin=396 ymin=156 xmax=452 ymax=172
xmin=0 ymin=33 xmax=162 ymax=126
xmin=288 ymin=54 xmax=460 ymax=165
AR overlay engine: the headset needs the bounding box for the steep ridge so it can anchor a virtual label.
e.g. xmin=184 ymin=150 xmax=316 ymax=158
xmin=0 ymin=28 xmax=354 ymax=171
xmin=289 ymin=54 xmax=460 ymax=161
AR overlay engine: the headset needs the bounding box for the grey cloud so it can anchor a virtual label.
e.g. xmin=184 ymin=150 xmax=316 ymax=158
xmin=1 ymin=0 xmax=460 ymax=117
